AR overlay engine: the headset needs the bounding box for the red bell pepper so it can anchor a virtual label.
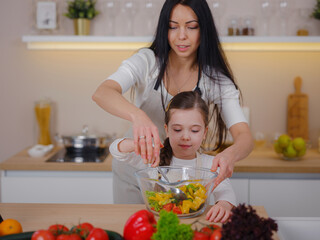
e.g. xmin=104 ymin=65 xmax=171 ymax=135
xmin=123 ymin=210 xmax=157 ymax=240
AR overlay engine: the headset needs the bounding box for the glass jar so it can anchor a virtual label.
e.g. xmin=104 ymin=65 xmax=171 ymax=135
xmin=35 ymin=99 xmax=52 ymax=145
xmin=103 ymin=0 xmax=118 ymax=36
xmin=115 ymin=0 xmax=138 ymax=36
xmin=296 ymin=8 xmax=311 ymax=36
xmin=254 ymin=132 xmax=266 ymax=149
xmin=227 ymin=18 xmax=240 ymax=36
xmin=242 ymin=17 xmax=255 ymax=36
xmin=134 ymin=0 xmax=158 ymax=36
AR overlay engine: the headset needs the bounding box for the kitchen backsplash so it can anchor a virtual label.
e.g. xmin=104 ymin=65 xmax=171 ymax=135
xmin=30 ymin=0 xmax=320 ymax=36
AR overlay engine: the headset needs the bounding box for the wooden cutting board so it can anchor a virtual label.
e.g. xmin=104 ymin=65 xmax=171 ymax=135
xmin=287 ymin=76 xmax=309 ymax=140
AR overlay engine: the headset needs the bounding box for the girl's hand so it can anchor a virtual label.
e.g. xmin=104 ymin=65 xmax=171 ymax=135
xmin=206 ymin=201 xmax=233 ymax=223
xmin=132 ymin=111 xmax=162 ymax=167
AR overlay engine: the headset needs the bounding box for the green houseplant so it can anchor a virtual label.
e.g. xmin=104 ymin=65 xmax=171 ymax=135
xmin=65 ymin=0 xmax=99 ymax=20
xmin=64 ymin=0 xmax=100 ymax=35
xmin=311 ymin=0 xmax=320 ymax=20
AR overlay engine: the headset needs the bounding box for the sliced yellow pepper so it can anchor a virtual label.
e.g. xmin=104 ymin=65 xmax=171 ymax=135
xmin=194 ymin=187 xmax=206 ymax=199
xmin=179 ymin=185 xmax=187 ymax=193
xmin=188 ymin=186 xmax=194 ymax=197
xmin=194 ymin=182 xmax=202 ymax=188
xmin=191 ymin=196 xmax=205 ymax=211
xmin=181 ymin=200 xmax=193 ymax=214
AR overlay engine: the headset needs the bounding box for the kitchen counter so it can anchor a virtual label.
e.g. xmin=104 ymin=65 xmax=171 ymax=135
xmin=0 ymin=203 xmax=279 ymax=240
xmin=234 ymin=148 xmax=320 ymax=173
xmin=0 ymin=146 xmax=112 ymax=172
xmin=0 ymin=146 xmax=319 ymax=173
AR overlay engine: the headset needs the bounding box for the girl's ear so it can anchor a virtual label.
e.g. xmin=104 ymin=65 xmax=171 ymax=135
xmin=164 ymin=124 xmax=168 ymax=137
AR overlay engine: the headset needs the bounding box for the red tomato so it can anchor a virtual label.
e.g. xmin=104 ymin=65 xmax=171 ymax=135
xmin=86 ymin=228 xmax=109 ymax=240
xmin=57 ymin=233 xmax=82 ymax=240
xmin=48 ymin=224 xmax=69 ymax=236
xmin=200 ymin=227 xmax=212 ymax=235
xmin=172 ymin=205 xmax=182 ymax=214
xmin=32 ymin=230 xmax=55 ymax=240
xmin=162 ymin=203 xmax=174 ymax=212
xmin=73 ymin=223 xmax=94 ymax=237
xmin=193 ymin=231 xmax=210 ymax=240
xmin=210 ymin=228 xmax=222 ymax=240
xmin=209 ymin=224 xmax=221 ymax=231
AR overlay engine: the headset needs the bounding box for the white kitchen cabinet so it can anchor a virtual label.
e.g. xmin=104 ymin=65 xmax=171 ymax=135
xmin=2 ymin=168 xmax=320 ymax=218
xmin=0 ymin=170 xmax=113 ymax=204
xmin=274 ymin=217 xmax=320 ymax=240
xmin=208 ymin=179 xmax=249 ymax=205
xmin=249 ymin=179 xmax=320 ymax=217
xmin=230 ymin=178 xmax=249 ymax=205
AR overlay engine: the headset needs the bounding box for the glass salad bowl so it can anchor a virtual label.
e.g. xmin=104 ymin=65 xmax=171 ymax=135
xmin=135 ymin=166 xmax=217 ymax=218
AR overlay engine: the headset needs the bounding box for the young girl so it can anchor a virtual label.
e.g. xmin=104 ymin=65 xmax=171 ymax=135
xmin=109 ymin=91 xmax=236 ymax=223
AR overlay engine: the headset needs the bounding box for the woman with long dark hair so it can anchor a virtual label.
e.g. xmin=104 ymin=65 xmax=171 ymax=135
xmin=93 ymin=0 xmax=253 ymax=203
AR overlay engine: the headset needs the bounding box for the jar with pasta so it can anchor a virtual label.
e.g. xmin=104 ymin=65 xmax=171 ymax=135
xmin=35 ymin=99 xmax=52 ymax=145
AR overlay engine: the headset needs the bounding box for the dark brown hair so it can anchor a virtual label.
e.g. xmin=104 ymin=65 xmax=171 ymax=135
xmin=159 ymin=91 xmax=209 ymax=166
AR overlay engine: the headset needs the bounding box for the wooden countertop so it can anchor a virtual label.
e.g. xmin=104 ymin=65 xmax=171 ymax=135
xmin=234 ymin=148 xmax=320 ymax=173
xmin=0 ymin=146 xmax=319 ymax=173
xmin=0 ymin=203 xmax=279 ymax=240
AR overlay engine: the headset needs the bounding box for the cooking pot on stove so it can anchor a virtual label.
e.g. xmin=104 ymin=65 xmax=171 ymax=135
xmin=56 ymin=125 xmax=113 ymax=154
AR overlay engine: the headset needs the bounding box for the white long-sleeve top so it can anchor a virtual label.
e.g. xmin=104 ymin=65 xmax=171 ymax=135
xmin=109 ymin=138 xmax=237 ymax=206
xmin=107 ymin=48 xmax=247 ymax=141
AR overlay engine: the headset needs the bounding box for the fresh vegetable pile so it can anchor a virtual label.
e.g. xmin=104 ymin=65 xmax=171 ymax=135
xmin=123 ymin=210 xmax=193 ymax=240
xmin=123 ymin=204 xmax=278 ymax=240
xmin=123 ymin=209 xmax=221 ymax=240
xmin=32 ymin=222 xmax=109 ymax=240
xmin=146 ymin=183 xmax=207 ymax=214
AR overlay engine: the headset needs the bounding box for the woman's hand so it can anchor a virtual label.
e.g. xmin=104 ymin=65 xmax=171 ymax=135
xmin=210 ymin=150 xmax=235 ymax=190
xmin=210 ymin=122 xmax=254 ymax=190
xmin=206 ymin=201 xmax=233 ymax=223
xmin=132 ymin=110 xmax=162 ymax=167
xmin=92 ymin=80 xmax=163 ymax=167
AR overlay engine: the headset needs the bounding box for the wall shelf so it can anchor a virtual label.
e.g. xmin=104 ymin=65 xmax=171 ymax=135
xmin=22 ymin=35 xmax=320 ymax=51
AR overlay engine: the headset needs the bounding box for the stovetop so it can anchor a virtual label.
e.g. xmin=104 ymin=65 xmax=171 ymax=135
xmin=46 ymin=148 xmax=109 ymax=163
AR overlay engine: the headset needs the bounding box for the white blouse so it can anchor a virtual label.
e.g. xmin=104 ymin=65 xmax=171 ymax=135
xmin=107 ymin=48 xmax=247 ymax=140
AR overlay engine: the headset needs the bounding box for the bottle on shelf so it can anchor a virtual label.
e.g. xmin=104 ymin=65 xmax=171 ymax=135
xmin=296 ymin=8 xmax=312 ymax=36
xmin=242 ymin=17 xmax=255 ymax=36
xmin=227 ymin=17 xmax=240 ymax=36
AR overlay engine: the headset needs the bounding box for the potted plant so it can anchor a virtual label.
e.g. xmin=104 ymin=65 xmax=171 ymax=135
xmin=311 ymin=0 xmax=320 ymax=20
xmin=64 ymin=0 xmax=100 ymax=35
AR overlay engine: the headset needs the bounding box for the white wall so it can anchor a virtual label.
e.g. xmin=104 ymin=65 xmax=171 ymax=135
xmin=1 ymin=0 xmax=320 ymax=162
